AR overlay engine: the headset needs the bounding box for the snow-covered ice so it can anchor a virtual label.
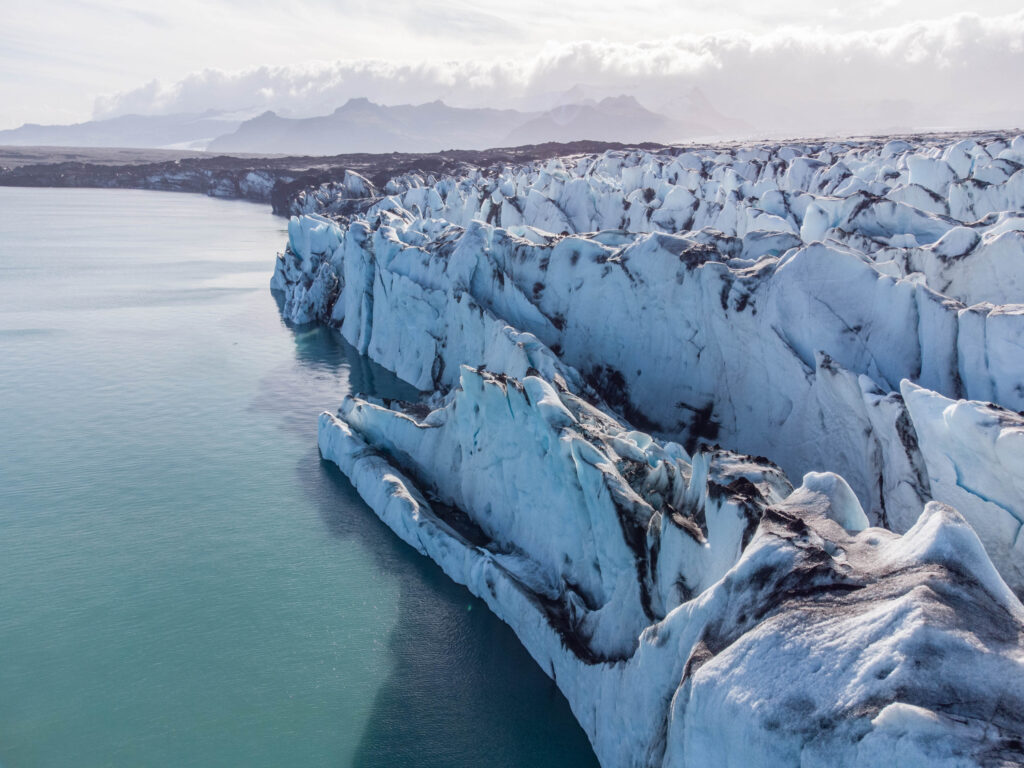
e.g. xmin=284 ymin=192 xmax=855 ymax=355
xmin=902 ymin=381 xmax=1024 ymax=595
xmin=273 ymin=132 xmax=1024 ymax=766
xmin=319 ymin=369 xmax=1024 ymax=767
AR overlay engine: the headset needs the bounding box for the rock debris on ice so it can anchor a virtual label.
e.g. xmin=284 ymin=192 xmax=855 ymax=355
xmin=273 ymin=132 xmax=1024 ymax=767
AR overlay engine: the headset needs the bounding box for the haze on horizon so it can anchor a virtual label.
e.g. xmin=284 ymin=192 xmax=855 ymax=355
xmin=3 ymin=0 xmax=1024 ymax=138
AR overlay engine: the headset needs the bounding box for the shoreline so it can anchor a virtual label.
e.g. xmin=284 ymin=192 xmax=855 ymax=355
xmin=3 ymin=129 xmax=1017 ymax=214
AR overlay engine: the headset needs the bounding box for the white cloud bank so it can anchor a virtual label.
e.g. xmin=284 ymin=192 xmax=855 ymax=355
xmin=95 ymin=11 xmax=1024 ymax=137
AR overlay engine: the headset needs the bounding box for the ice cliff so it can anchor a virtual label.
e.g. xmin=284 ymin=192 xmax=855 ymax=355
xmin=273 ymin=134 xmax=1024 ymax=766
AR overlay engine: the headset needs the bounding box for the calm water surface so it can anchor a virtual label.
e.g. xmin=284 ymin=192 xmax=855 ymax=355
xmin=0 ymin=187 xmax=598 ymax=768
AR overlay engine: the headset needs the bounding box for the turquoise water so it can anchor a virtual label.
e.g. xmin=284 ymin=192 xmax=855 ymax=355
xmin=0 ymin=188 xmax=598 ymax=768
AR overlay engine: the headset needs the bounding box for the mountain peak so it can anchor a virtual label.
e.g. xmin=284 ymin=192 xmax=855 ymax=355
xmin=598 ymin=94 xmax=642 ymax=108
xmin=595 ymin=95 xmax=653 ymax=116
xmin=335 ymin=97 xmax=377 ymax=113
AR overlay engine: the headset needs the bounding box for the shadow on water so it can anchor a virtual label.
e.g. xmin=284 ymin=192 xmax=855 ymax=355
xmin=268 ymin=291 xmax=419 ymax=405
xmin=303 ymin=455 xmax=599 ymax=768
xmin=268 ymin=315 xmax=599 ymax=767
xmin=249 ymin=321 xmax=420 ymax=438
xmin=295 ymin=324 xmax=420 ymax=401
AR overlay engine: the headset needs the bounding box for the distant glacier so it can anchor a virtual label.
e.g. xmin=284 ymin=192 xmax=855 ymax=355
xmin=273 ymin=133 xmax=1024 ymax=767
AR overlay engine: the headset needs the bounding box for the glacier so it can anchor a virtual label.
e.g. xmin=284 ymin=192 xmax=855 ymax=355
xmin=272 ymin=133 xmax=1024 ymax=766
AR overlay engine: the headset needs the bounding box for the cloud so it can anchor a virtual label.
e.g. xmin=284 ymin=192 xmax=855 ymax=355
xmin=94 ymin=11 xmax=1024 ymax=136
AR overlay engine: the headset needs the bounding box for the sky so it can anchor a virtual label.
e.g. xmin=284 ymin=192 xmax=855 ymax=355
xmin=2 ymin=0 xmax=1024 ymax=134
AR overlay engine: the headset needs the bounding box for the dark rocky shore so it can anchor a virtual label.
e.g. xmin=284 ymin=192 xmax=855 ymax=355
xmin=0 ymin=142 xmax=668 ymax=215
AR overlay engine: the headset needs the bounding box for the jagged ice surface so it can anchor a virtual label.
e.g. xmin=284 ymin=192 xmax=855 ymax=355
xmin=273 ymin=134 xmax=1024 ymax=766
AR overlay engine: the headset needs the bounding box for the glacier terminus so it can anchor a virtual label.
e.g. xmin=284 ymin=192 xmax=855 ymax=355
xmin=272 ymin=133 xmax=1024 ymax=767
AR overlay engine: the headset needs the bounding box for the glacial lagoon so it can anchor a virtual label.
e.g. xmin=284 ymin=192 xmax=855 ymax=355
xmin=0 ymin=187 xmax=598 ymax=767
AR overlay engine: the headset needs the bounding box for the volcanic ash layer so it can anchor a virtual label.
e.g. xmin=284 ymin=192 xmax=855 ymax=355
xmin=274 ymin=133 xmax=1024 ymax=766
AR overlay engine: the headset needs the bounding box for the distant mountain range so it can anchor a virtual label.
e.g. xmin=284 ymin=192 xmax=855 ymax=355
xmin=0 ymin=92 xmax=748 ymax=155
xmin=0 ymin=112 xmax=245 ymax=150
xmin=206 ymin=98 xmax=532 ymax=154
xmin=208 ymin=95 xmax=748 ymax=154
xmin=504 ymin=95 xmax=712 ymax=146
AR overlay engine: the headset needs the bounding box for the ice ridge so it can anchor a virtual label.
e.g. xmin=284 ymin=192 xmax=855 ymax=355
xmin=273 ymin=133 xmax=1024 ymax=767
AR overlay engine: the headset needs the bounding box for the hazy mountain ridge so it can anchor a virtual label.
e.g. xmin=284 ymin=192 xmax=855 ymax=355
xmin=0 ymin=112 xmax=245 ymax=150
xmin=206 ymin=98 xmax=537 ymax=154
xmin=1 ymin=91 xmax=746 ymax=154
xmin=209 ymin=95 xmax=742 ymax=154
